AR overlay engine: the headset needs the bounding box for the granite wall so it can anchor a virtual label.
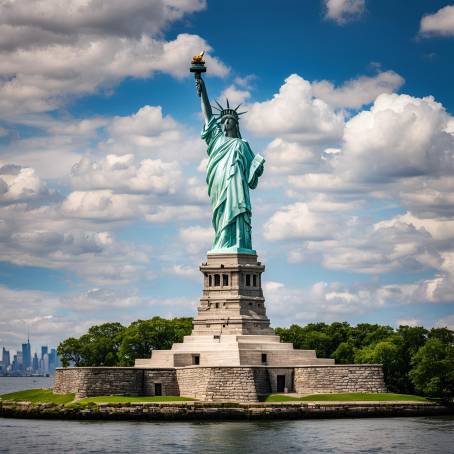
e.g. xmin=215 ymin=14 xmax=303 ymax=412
xmin=54 ymin=364 xmax=386 ymax=400
xmin=54 ymin=367 xmax=179 ymax=399
xmin=54 ymin=367 xmax=144 ymax=398
xmin=143 ymin=369 xmax=179 ymax=396
xmin=176 ymin=367 xmax=270 ymax=402
xmin=294 ymin=365 xmax=386 ymax=394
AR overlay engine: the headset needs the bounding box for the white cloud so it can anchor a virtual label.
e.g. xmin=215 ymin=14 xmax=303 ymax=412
xmin=324 ymin=0 xmax=365 ymax=25
xmin=71 ymin=154 xmax=182 ymax=195
xmin=263 ymin=202 xmax=338 ymax=241
xmin=220 ymin=84 xmax=251 ymax=106
xmin=0 ymin=199 xmax=152 ymax=284
xmin=179 ymin=225 xmax=212 ymax=255
xmin=312 ymin=71 xmax=404 ymax=109
xmin=338 ymin=93 xmax=454 ymax=183
xmin=0 ymin=0 xmax=226 ymax=119
xmin=0 ymin=164 xmax=51 ymax=203
xmin=145 ymin=205 xmax=207 ymax=223
xmin=0 ymin=33 xmax=228 ymax=118
xmin=63 ymin=288 xmax=141 ymax=312
xmin=0 ymin=284 xmax=148 ymax=350
xmin=0 ymin=286 xmax=81 ymax=350
xmin=167 ymin=264 xmax=199 ymax=279
xmin=378 ymin=212 xmax=454 ymax=242
xmin=102 ymin=105 xmax=203 ymax=162
xmin=265 ymin=280 xmax=384 ymax=326
xmin=0 ymin=0 xmax=207 ymax=44
xmin=263 ymin=139 xmax=321 ymax=176
xmin=245 ymin=74 xmax=344 ymax=143
xmin=420 ymin=5 xmax=454 ymax=37
xmin=396 ymin=319 xmax=420 ymax=327
xmin=61 ymin=190 xmax=144 ymax=220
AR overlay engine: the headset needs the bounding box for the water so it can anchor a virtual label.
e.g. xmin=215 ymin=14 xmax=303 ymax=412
xmin=0 ymin=417 xmax=453 ymax=454
xmin=1 ymin=378 xmax=453 ymax=453
xmin=0 ymin=377 xmax=54 ymax=394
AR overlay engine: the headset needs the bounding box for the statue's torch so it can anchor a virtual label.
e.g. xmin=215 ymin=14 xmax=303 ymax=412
xmin=190 ymin=51 xmax=206 ymax=96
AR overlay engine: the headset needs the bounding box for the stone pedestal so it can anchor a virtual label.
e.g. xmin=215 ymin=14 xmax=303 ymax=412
xmin=135 ymin=253 xmax=334 ymax=368
xmin=193 ymin=253 xmax=272 ymax=335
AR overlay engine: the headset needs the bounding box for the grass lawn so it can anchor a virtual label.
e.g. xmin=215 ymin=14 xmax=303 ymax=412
xmin=0 ymin=389 xmax=195 ymax=404
xmin=264 ymin=392 xmax=429 ymax=402
xmin=0 ymin=389 xmax=75 ymax=404
xmin=78 ymin=395 xmax=195 ymax=404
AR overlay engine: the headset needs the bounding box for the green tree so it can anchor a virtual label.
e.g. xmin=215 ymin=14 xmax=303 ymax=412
xmin=349 ymin=323 xmax=394 ymax=349
xmin=355 ymin=336 xmax=407 ymax=392
xmin=331 ymin=341 xmax=355 ymax=364
xmin=394 ymin=325 xmax=429 ymax=393
xmin=118 ymin=317 xmax=192 ymax=366
xmin=303 ymin=330 xmax=333 ymax=358
xmin=57 ymin=337 xmax=83 ymax=367
xmin=409 ymin=338 xmax=454 ymax=400
xmin=80 ymin=322 xmax=126 ymax=366
xmin=57 ymin=322 xmax=125 ymax=367
xmin=275 ymin=324 xmax=306 ymax=349
xmin=428 ymin=327 xmax=454 ymax=345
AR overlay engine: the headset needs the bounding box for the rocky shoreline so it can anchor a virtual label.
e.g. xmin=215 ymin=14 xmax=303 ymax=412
xmin=1 ymin=400 xmax=451 ymax=421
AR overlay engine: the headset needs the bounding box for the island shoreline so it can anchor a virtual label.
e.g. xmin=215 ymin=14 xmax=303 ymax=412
xmin=1 ymin=400 xmax=452 ymax=421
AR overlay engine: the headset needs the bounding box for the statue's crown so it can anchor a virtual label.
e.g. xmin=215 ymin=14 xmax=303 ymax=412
xmin=212 ymin=99 xmax=247 ymax=122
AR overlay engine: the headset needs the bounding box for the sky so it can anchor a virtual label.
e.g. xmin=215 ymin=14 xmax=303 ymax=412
xmin=1 ymin=0 xmax=454 ymax=354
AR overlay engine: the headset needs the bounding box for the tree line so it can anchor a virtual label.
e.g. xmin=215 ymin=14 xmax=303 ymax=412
xmin=57 ymin=318 xmax=454 ymax=401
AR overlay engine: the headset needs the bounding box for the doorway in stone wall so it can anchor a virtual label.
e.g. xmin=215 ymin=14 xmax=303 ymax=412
xmin=154 ymin=383 xmax=162 ymax=396
xmin=276 ymin=375 xmax=285 ymax=393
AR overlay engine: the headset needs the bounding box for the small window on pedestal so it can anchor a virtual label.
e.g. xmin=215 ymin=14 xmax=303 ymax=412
xmin=192 ymin=354 xmax=200 ymax=365
xmin=223 ymin=274 xmax=229 ymax=286
xmin=208 ymin=275 xmax=212 ymax=287
xmin=214 ymin=274 xmax=220 ymax=286
xmin=245 ymin=274 xmax=251 ymax=286
xmin=253 ymin=275 xmax=257 ymax=287
xmin=261 ymin=353 xmax=267 ymax=364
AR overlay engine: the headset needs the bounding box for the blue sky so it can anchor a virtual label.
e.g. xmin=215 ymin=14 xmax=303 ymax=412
xmin=0 ymin=0 xmax=453 ymax=354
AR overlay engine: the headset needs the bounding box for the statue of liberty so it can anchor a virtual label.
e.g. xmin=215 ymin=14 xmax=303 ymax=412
xmin=192 ymin=54 xmax=265 ymax=254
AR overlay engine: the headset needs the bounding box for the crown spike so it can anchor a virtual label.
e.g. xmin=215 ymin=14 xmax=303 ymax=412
xmin=215 ymin=99 xmax=223 ymax=110
xmin=226 ymin=98 xmax=230 ymax=109
xmin=234 ymin=103 xmax=242 ymax=111
xmin=211 ymin=105 xmax=222 ymax=111
xmin=237 ymin=111 xmax=247 ymax=115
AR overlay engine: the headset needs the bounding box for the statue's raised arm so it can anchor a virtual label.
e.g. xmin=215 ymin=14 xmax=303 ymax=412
xmin=195 ymin=75 xmax=212 ymax=125
xmin=191 ymin=51 xmax=212 ymax=124
xmin=190 ymin=52 xmax=265 ymax=255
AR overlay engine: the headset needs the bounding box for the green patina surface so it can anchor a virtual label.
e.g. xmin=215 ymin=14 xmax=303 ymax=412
xmin=202 ymin=116 xmax=264 ymax=253
xmin=264 ymin=393 xmax=429 ymax=402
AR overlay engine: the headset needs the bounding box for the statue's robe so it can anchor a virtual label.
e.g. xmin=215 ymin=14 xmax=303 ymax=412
xmin=202 ymin=116 xmax=264 ymax=252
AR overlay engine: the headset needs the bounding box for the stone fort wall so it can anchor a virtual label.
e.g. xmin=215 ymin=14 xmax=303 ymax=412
xmin=54 ymin=364 xmax=385 ymax=400
xmin=177 ymin=367 xmax=270 ymax=402
xmin=294 ymin=365 xmax=386 ymax=394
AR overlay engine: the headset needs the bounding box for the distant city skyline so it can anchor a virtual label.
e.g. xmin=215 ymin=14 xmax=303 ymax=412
xmin=0 ymin=336 xmax=60 ymax=376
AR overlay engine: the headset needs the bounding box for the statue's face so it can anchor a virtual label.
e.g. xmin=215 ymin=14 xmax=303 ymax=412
xmin=223 ymin=117 xmax=237 ymax=134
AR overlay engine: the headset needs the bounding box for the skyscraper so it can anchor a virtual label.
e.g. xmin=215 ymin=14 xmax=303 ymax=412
xmin=32 ymin=352 xmax=39 ymax=372
xmin=22 ymin=336 xmax=31 ymax=371
xmin=40 ymin=346 xmax=49 ymax=373
xmin=1 ymin=347 xmax=10 ymax=368
xmin=49 ymin=348 xmax=57 ymax=373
